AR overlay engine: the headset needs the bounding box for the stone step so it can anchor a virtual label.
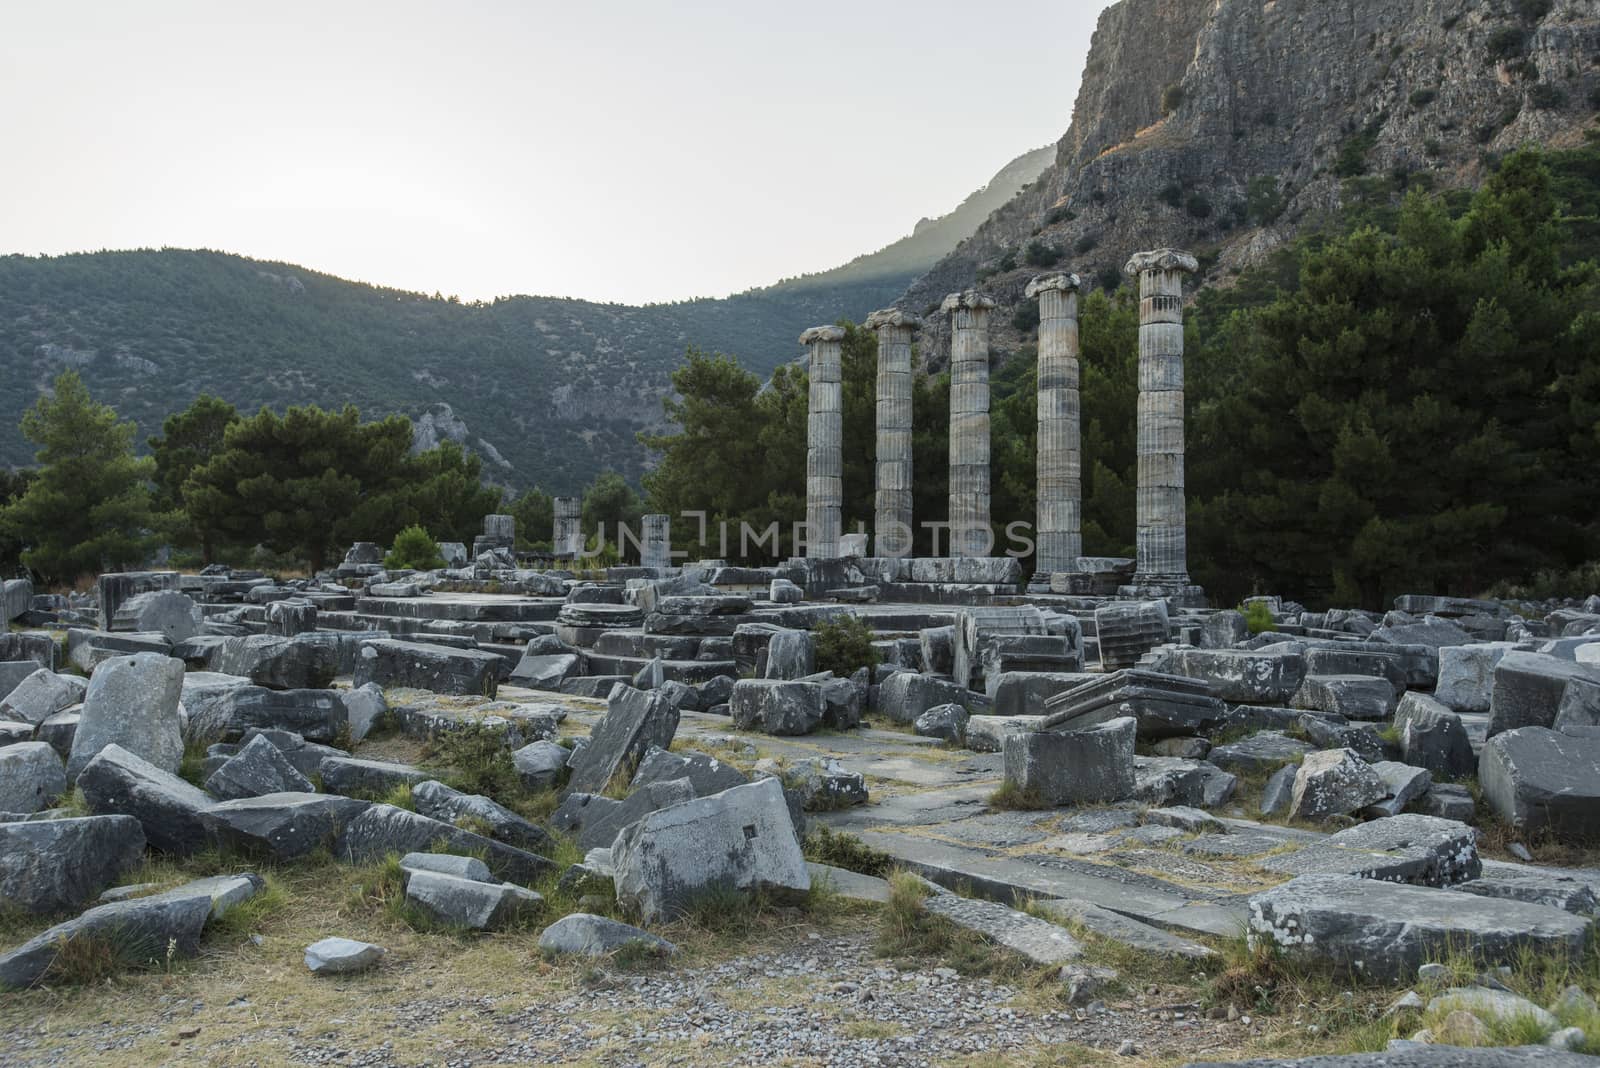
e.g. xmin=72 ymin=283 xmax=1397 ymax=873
xmin=1032 ymin=898 xmax=1216 ymax=959
xmin=922 ymin=893 xmax=1083 ymax=966
xmin=581 ymin=654 xmax=737 ymax=685
xmin=352 ymin=595 xmax=562 ymax=622
xmin=847 ymin=827 xmax=1247 ymax=939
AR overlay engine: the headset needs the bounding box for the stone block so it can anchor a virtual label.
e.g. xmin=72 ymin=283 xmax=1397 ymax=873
xmin=1002 ymin=717 xmax=1135 ymax=806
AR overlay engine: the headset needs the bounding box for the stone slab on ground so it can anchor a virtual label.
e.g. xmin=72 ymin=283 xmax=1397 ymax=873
xmin=1247 ymin=873 xmax=1591 ymax=981
xmin=1031 ymin=898 xmax=1216 ymax=959
xmin=922 ymin=894 xmax=1082 ymax=965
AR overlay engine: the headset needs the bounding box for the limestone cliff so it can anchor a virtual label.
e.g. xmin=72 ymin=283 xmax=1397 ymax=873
xmin=904 ymin=0 xmax=1600 ymax=362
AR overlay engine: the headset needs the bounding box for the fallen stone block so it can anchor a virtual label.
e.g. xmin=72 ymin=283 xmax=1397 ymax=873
xmin=66 ymin=651 xmax=185 ymax=782
xmin=1436 ymin=642 xmax=1517 ymax=713
xmin=575 ymin=779 xmax=695 ymax=850
xmin=729 ymin=679 xmax=826 ymax=736
xmin=203 ymin=735 xmax=315 ymax=800
xmin=1290 ymin=748 xmax=1385 ymax=821
xmin=629 ymin=747 xmax=747 ymax=797
xmin=1395 ymin=692 xmax=1475 ymax=778
xmin=1490 ymin=652 xmax=1600 ymax=736
xmin=511 ymin=740 xmax=570 ymax=792
xmin=211 ymin=634 xmax=339 ymax=690
xmin=923 ymin=894 xmax=1082 ymax=966
xmin=319 ymin=756 xmax=427 ymax=799
xmin=0 ymin=878 xmax=227 ymax=989
xmin=1260 ymin=814 xmax=1479 ymax=886
xmin=334 ymin=803 xmax=554 ymax=885
xmin=1303 ymin=647 xmax=1408 ymax=696
xmin=1134 ymin=756 xmax=1238 ymax=809
xmin=0 ymin=741 xmax=65 ymax=814
xmin=987 ymin=672 xmax=1092 ymax=718
xmin=1206 ymin=731 xmax=1312 ymax=774
xmin=964 ymin=714 xmax=1044 ymax=753
xmin=509 ymin=650 xmax=582 ymax=691
xmin=1292 ymin=675 xmax=1398 ymax=721
xmin=304 ymin=937 xmax=385 ymax=975
xmin=537 ymin=913 xmax=678 ymax=958
xmin=342 ymin=683 xmax=388 ymax=744
xmin=0 ymin=814 xmax=146 ymax=914
xmin=190 ymin=686 xmax=349 ymax=745
xmin=405 ymin=869 xmax=541 ymax=930
xmin=1454 ymin=864 xmax=1599 ymax=916
xmin=564 ymin=684 xmax=678 ymax=794
xmin=1165 ymin=649 xmax=1306 ymax=705
xmin=612 ymin=777 xmax=809 ymax=922
xmin=1247 ymin=873 xmax=1590 ymax=982
xmin=354 ymin=639 xmax=500 ymax=697
xmin=78 ymin=744 xmax=215 ymax=854
xmin=410 ymin=779 xmax=555 ymax=855
xmin=1002 ymin=717 xmax=1135 ymax=806
xmin=1040 ymin=669 xmax=1227 ymax=739
xmin=400 ymin=851 xmax=493 ymax=884
xmin=913 ymin=702 xmax=968 ymax=743
xmin=877 ymin=672 xmax=971 ymax=725
xmin=756 ymin=756 xmax=867 ymax=812
xmin=203 ymin=792 xmax=372 ymax=860
xmin=1479 ymin=726 xmax=1600 ymax=838
xmin=0 ymin=670 xmax=85 ymax=727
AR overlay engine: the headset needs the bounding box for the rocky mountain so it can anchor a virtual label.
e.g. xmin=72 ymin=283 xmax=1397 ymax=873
xmin=0 ymin=145 xmax=1052 ymax=494
xmin=904 ymin=0 xmax=1600 ymax=361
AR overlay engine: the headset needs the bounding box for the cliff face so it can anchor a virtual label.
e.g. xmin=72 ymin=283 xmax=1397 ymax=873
xmin=904 ymin=0 xmax=1600 ymax=362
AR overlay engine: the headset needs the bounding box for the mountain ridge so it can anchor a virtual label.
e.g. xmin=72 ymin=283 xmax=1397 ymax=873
xmin=0 ymin=144 xmax=1053 ymax=493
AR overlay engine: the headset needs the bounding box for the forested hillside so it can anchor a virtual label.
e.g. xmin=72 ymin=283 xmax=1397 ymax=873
xmin=0 ymin=147 xmax=1051 ymax=493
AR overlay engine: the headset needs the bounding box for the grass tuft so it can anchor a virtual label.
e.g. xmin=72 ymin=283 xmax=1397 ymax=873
xmin=987 ymin=779 xmax=1050 ymax=812
xmin=803 ymin=825 xmax=893 ymax=878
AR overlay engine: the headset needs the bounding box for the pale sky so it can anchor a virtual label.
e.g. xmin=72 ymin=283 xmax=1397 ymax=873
xmin=1 ymin=1 xmax=1111 ymax=305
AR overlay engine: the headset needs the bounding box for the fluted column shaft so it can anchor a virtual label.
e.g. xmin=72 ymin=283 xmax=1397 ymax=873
xmin=943 ymin=291 xmax=996 ymax=558
xmin=553 ymin=496 xmax=581 ymax=558
xmin=640 ymin=513 xmax=670 ymax=570
xmin=1028 ymin=274 xmax=1082 ymax=575
xmin=801 ymin=325 xmax=845 ymax=559
xmin=1127 ymin=249 xmax=1198 ymax=585
xmin=866 ymin=309 xmax=920 ymax=558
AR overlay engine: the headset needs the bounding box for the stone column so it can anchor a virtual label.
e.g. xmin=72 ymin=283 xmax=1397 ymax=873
xmin=1027 ymin=273 xmax=1083 ymax=576
xmin=864 ymin=308 xmax=920 ymax=558
xmin=943 ymin=290 xmax=996 ymax=558
xmin=1126 ymin=249 xmax=1199 ymax=589
xmin=800 ymin=325 xmax=845 ymax=559
xmin=553 ymin=496 xmax=581 ymax=558
xmin=640 ymin=513 xmax=670 ymax=570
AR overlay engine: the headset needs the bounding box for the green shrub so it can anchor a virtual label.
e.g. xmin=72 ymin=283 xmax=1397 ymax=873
xmin=1161 ymin=83 xmax=1185 ymax=115
xmin=1023 ymin=240 xmax=1062 ymax=268
xmin=1044 ymin=207 xmax=1077 ymax=226
xmin=1530 ymin=83 xmax=1568 ymax=110
xmin=812 ymin=615 xmax=880 ymax=678
xmin=1241 ymin=601 xmax=1276 ymax=635
xmin=987 ymin=779 xmax=1049 ymax=811
xmin=1075 ymin=235 xmax=1099 ymax=255
xmin=1515 ymin=0 xmax=1552 ymax=20
xmin=426 ymin=721 xmax=521 ymax=799
xmin=1246 ymin=176 xmax=1287 ymax=225
xmin=1424 ymin=138 xmax=1443 ymax=156
xmin=1486 ymin=27 xmax=1529 ymax=61
xmin=384 ymin=524 xmax=445 ymax=571
xmin=1185 ymin=193 xmax=1213 ymax=219
xmin=997 ymin=252 xmax=1017 ymax=272
xmin=1097 ymin=268 xmax=1122 ymax=293
xmin=1409 ymin=88 xmax=1438 ymax=107
xmin=1159 ymin=182 xmax=1184 ymax=208
xmin=1011 ymin=303 xmax=1041 ymax=334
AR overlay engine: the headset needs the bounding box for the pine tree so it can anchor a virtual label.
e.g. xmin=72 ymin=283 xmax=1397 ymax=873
xmin=0 ymin=371 xmax=154 ymax=582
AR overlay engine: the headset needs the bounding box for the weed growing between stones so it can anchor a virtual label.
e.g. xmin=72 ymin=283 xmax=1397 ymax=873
xmin=424 ymin=722 xmax=521 ymax=799
xmin=803 ymin=825 xmax=893 ymax=878
xmin=987 ymin=779 xmax=1049 ymax=811
xmin=812 ymin=615 xmax=880 ymax=677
